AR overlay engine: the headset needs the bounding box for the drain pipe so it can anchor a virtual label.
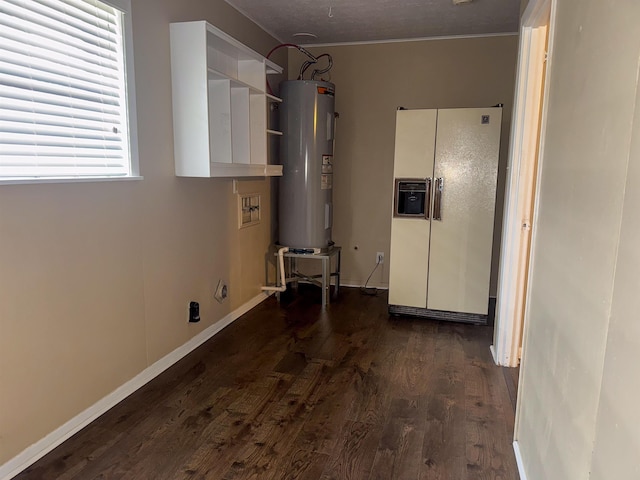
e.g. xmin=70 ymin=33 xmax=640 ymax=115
xmin=261 ymin=246 xmax=290 ymax=293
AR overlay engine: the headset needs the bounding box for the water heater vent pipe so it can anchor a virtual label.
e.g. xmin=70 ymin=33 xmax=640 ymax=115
xmin=261 ymin=247 xmax=290 ymax=293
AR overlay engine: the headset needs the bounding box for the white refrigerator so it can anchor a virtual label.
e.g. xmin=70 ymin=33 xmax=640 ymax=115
xmin=388 ymin=107 xmax=502 ymax=324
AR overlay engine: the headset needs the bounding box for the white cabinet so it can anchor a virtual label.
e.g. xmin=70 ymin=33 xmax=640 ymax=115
xmin=169 ymin=21 xmax=283 ymax=177
xmin=388 ymin=107 xmax=502 ymax=324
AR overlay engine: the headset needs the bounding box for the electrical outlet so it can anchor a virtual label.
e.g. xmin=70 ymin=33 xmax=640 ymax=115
xmin=376 ymin=252 xmax=384 ymax=264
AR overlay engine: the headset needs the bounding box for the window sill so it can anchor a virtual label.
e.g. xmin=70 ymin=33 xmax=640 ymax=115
xmin=0 ymin=176 xmax=144 ymax=186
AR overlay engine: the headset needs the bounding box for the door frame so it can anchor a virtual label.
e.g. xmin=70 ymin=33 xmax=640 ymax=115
xmin=491 ymin=0 xmax=556 ymax=367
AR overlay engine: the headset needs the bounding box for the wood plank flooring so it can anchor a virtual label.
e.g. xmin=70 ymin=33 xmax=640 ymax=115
xmin=501 ymin=366 xmax=520 ymax=413
xmin=15 ymin=287 xmax=519 ymax=480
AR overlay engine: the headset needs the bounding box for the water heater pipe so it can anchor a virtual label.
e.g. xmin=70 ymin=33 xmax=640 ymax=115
xmin=261 ymin=247 xmax=290 ymax=293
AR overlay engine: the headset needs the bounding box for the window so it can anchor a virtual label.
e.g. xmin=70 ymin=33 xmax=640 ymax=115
xmin=0 ymin=0 xmax=139 ymax=181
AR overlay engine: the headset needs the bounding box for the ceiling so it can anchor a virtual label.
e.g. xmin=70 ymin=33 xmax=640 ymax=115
xmin=224 ymin=0 xmax=521 ymax=46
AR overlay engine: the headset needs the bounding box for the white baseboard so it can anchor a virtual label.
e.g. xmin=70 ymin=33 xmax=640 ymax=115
xmin=0 ymin=292 xmax=272 ymax=480
xmin=341 ymin=281 xmax=389 ymax=290
xmin=513 ymin=440 xmax=528 ymax=480
xmin=490 ymin=344 xmax=499 ymax=364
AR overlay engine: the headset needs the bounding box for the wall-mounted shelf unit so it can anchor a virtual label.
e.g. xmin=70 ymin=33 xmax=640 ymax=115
xmin=170 ymin=21 xmax=283 ymax=177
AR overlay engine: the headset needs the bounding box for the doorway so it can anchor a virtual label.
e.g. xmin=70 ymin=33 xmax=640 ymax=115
xmin=492 ymin=0 xmax=556 ymax=369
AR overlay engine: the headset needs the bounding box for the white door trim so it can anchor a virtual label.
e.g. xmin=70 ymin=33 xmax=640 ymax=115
xmin=492 ymin=0 xmax=555 ymax=367
xmin=513 ymin=440 xmax=529 ymax=480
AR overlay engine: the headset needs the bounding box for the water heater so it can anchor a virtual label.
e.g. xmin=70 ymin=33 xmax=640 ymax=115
xmin=279 ymin=80 xmax=336 ymax=250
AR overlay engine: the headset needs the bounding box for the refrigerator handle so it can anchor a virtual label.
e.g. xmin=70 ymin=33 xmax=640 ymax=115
xmin=433 ymin=177 xmax=443 ymax=221
xmin=424 ymin=177 xmax=432 ymax=220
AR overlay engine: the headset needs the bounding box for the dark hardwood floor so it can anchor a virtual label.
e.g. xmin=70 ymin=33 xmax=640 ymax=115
xmin=501 ymin=366 xmax=520 ymax=414
xmin=16 ymin=287 xmax=519 ymax=480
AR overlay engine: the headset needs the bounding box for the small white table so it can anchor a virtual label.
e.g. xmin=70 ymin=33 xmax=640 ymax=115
xmin=274 ymin=246 xmax=341 ymax=307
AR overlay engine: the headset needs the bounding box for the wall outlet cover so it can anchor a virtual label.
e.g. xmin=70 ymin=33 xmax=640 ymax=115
xmin=214 ymin=280 xmax=228 ymax=303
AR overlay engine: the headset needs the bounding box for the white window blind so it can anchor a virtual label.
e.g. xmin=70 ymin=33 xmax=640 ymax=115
xmin=0 ymin=0 xmax=132 ymax=178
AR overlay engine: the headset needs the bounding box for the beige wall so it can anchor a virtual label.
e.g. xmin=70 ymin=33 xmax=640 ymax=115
xmin=288 ymin=37 xmax=518 ymax=293
xmin=516 ymin=0 xmax=640 ymax=478
xmin=0 ymin=0 xmax=285 ymax=465
xmin=589 ymin=66 xmax=640 ymax=479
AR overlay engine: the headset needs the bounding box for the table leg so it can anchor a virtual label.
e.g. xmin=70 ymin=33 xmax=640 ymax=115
xmin=334 ymin=249 xmax=341 ymax=299
xmin=291 ymin=257 xmax=298 ymax=291
xmin=322 ymin=256 xmax=329 ymax=307
xmin=275 ymin=250 xmax=282 ymax=303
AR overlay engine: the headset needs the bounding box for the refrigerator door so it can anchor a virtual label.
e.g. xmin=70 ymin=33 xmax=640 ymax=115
xmin=388 ymin=109 xmax=437 ymax=308
xmin=427 ymin=107 xmax=502 ymax=315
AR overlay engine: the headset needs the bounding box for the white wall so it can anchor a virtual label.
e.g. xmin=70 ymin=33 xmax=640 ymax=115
xmin=515 ymin=0 xmax=640 ymax=478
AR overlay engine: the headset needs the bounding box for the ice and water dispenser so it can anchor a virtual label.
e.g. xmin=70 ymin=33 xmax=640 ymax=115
xmin=393 ymin=179 xmax=430 ymax=218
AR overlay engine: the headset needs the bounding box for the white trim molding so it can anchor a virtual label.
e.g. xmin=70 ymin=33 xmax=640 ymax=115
xmin=513 ymin=441 xmax=528 ymax=480
xmin=300 ymin=32 xmax=518 ymax=48
xmin=489 ymin=344 xmax=499 ymax=364
xmin=0 ymin=292 xmax=272 ymax=480
xmin=492 ymin=0 xmax=555 ymax=367
xmin=341 ymin=280 xmax=389 ymax=290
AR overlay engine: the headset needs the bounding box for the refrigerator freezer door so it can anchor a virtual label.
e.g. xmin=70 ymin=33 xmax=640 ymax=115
xmin=392 ymin=109 xmax=437 ymax=178
xmin=427 ymin=107 xmax=502 ymax=315
xmin=389 ymin=109 xmax=437 ymax=308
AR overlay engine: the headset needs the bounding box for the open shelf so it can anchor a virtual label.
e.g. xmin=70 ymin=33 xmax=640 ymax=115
xmin=170 ymin=21 xmax=283 ymax=177
xmin=266 ymin=93 xmax=283 ymax=103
